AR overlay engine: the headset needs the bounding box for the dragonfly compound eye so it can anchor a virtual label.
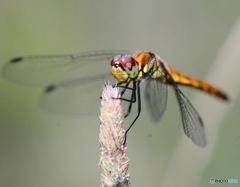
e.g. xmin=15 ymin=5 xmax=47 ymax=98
xmin=121 ymin=55 xmax=135 ymax=68
xmin=121 ymin=55 xmax=139 ymax=79
xmin=110 ymin=55 xmax=135 ymax=70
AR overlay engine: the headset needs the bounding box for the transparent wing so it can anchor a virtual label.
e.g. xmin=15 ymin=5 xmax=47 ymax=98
xmin=144 ymin=77 xmax=168 ymax=122
xmin=40 ymin=74 xmax=111 ymax=115
xmin=2 ymin=49 xmax=132 ymax=115
xmin=160 ymin=62 xmax=207 ymax=147
xmin=173 ymin=86 xmax=207 ymax=147
xmin=3 ymin=50 xmax=132 ymax=86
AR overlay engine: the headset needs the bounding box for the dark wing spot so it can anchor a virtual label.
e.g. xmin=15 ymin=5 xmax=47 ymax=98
xmin=45 ymin=85 xmax=56 ymax=93
xmin=10 ymin=57 xmax=23 ymax=63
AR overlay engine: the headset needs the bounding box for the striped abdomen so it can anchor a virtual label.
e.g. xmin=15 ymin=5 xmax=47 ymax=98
xmin=165 ymin=64 xmax=228 ymax=101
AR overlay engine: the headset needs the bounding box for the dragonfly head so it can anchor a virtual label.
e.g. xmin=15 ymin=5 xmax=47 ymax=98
xmin=110 ymin=55 xmax=139 ymax=83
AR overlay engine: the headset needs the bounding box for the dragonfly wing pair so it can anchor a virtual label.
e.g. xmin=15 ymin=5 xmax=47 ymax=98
xmin=3 ymin=50 xmax=132 ymax=115
xmin=143 ymin=64 xmax=206 ymax=147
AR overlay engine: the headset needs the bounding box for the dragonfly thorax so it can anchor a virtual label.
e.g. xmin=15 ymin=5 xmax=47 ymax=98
xmin=110 ymin=55 xmax=139 ymax=83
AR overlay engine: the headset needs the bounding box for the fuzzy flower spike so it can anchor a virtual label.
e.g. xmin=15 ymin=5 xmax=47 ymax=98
xmin=99 ymin=84 xmax=130 ymax=187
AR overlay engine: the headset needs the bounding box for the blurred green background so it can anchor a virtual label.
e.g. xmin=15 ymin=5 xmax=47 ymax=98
xmin=0 ymin=0 xmax=239 ymax=187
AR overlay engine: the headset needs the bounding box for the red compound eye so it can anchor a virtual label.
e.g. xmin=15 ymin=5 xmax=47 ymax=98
xmin=111 ymin=55 xmax=135 ymax=68
xmin=113 ymin=55 xmax=122 ymax=62
xmin=121 ymin=55 xmax=135 ymax=68
xmin=110 ymin=55 xmax=122 ymax=66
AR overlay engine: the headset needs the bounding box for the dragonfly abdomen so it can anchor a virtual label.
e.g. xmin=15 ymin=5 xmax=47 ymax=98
xmin=165 ymin=65 xmax=228 ymax=101
xmin=182 ymin=78 xmax=228 ymax=101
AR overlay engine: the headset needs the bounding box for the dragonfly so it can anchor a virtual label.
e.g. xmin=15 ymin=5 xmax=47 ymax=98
xmin=3 ymin=50 xmax=228 ymax=147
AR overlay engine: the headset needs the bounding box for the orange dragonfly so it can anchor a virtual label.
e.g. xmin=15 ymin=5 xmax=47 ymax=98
xmin=3 ymin=50 xmax=228 ymax=147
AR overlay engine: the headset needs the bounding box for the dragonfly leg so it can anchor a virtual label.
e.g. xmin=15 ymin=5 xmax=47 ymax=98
xmin=123 ymin=83 xmax=137 ymax=118
xmin=113 ymin=81 xmax=141 ymax=144
xmin=115 ymin=82 xmax=135 ymax=96
xmin=114 ymin=82 xmax=137 ymax=118
xmin=124 ymin=81 xmax=141 ymax=144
